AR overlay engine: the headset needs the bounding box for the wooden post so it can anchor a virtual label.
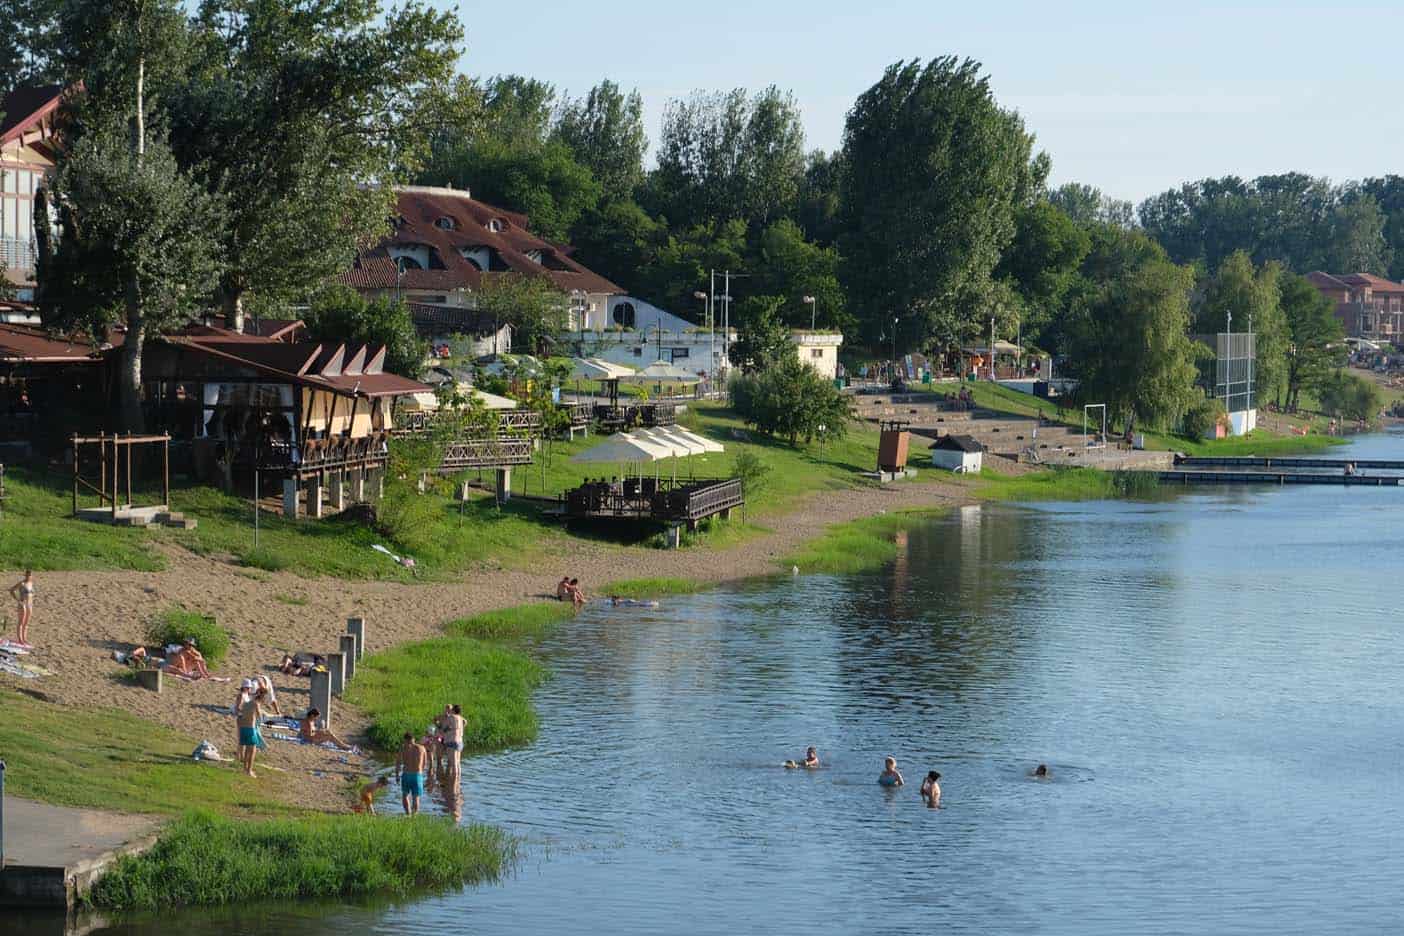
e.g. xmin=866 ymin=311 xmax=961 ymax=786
xmin=112 ymin=437 xmax=118 ymax=521
xmin=126 ymin=433 xmax=132 ymax=509
xmin=99 ymin=434 xmax=106 ymax=509
xmin=72 ymin=435 xmax=79 ymax=516
xmin=163 ymin=435 xmax=170 ymax=508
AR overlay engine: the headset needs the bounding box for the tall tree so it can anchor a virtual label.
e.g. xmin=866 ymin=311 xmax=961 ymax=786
xmin=995 ymin=201 xmax=1091 ymax=350
xmin=1196 ymin=251 xmax=1288 ymax=405
xmin=169 ymin=0 xmax=465 ymax=332
xmin=1047 ymin=182 xmax=1135 ymax=229
xmin=750 ymin=219 xmax=848 ymax=331
xmin=838 ymin=57 xmax=1046 ymax=351
xmin=796 ymin=149 xmax=843 ymax=246
xmin=1322 ymin=190 xmax=1392 ymax=275
xmin=1360 ymin=175 xmax=1404 ymax=280
xmin=1278 ymin=272 xmax=1345 ymax=411
xmin=1063 ymin=227 xmax=1199 ymax=435
xmin=0 ymin=0 xmax=65 ymax=94
xmin=552 ymin=80 xmax=647 ymax=204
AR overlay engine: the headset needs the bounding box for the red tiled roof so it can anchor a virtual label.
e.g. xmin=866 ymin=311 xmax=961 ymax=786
xmin=1 ymin=85 xmax=64 ymax=144
xmin=338 ymin=187 xmax=623 ymax=296
xmin=1306 ymin=271 xmax=1351 ymax=291
xmin=0 ymin=322 xmax=105 ymax=363
xmin=1339 ymin=273 xmax=1404 ymax=294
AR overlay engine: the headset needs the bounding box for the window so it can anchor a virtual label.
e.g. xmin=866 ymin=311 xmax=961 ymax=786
xmin=434 ymin=216 xmax=457 ymax=231
xmin=396 ymin=255 xmax=423 ymax=272
xmin=632 ymin=347 xmax=643 ymax=357
xmin=671 ymin=347 xmax=690 ymax=360
xmin=612 ymin=301 xmax=636 ymax=328
xmin=811 ymin=348 xmax=824 ymax=358
xmin=487 ymin=218 xmax=506 ymax=232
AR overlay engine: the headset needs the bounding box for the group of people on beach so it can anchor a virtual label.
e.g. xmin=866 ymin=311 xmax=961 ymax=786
xmin=787 ymin=748 xmax=1050 ymax=808
xmin=357 ymin=703 xmax=467 ymax=816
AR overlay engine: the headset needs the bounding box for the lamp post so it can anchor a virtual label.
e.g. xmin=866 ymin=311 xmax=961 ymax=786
xmin=803 ymin=295 xmax=816 ymax=331
xmin=891 ymin=317 xmax=899 ymax=382
xmin=694 ymin=291 xmax=710 ymax=390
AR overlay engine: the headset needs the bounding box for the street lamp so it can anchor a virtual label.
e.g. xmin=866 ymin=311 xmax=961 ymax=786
xmin=802 ymin=295 xmax=816 ymax=331
xmin=694 ymin=291 xmax=711 ymax=390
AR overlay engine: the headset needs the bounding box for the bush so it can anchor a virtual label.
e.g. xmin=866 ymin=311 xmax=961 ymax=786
xmin=87 ymin=811 xmax=515 ymax=910
xmin=730 ymin=356 xmax=851 ymax=446
xmin=145 ymin=608 xmax=230 ymax=667
xmin=446 ymin=604 xmax=572 ymax=640
xmin=1318 ymin=371 xmax=1382 ymax=421
xmin=1181 ymin=396 xmax=1227 ymax=439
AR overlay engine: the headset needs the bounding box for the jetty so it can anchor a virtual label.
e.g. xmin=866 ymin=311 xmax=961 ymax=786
xmin=1159 ymin=456 xmax=1404 ymax=486
xmin=0 ymin=797 xmax=159 ymax=910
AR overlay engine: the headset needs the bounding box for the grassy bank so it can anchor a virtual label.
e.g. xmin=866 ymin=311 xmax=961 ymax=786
xmin=347 ymin=604 xmax=560 ymax=751
xmin=968 ymin=467 xmax=1160 ymax=501
xmin=781 ymin=510 xmax=944 ymax=575
xmin=601 ymin=577 xmax=709 ymax=599
xmin=0 ymin=689 xmax=303 ymax=817
xmin=86 ymin=811 xmax=515 ymax=911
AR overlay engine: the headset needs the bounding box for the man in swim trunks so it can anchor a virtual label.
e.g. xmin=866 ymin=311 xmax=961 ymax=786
xmin=443 ymin=703 xmax=466 ymax=782
xmin=397 ymin=731 xmax=428 ymax=815
xmin=237 ymin=686 xmax=267 ymax=777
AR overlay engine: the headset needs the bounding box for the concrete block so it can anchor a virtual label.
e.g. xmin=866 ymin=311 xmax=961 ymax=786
xmin=346 ymin=617 xmax=366 ymax=660
xmin=327 ymin=651 xmax=346 ymax=696
xmin=339 ymin=634 xmax=358 ymax=682
xmin=496 ymin=467 xmax=512 ymax=502
xmin=309 ymin=669 xmax=332 ymax=729
xmin=135 ymin=668 xmax=162 ymax=693
xmin=309 ymin=479 xmax=324 ymax=519
xmin=282 ymin=478 xmax=300 ymax=519
xmin=328 ymin=474 xmax=346 ymax=512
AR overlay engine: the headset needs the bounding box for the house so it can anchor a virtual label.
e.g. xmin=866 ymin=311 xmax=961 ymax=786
xmin=0 ymin=85 xmax=63 ymax=301
xmin=570 ymin=295 xmax=733 ymax=381
xmin=929 ymin=434 xmax=983 ymax=473
xmin=141 ymin=324 xmax=431 ymax=518
xmin=792 ymin=331 xmax=844 ymax=380
xmin=407 ymin=302 xmax=513 ymax=360
xmin=0 ymin=321 xmax=109 ymax=456
xmin=340 ymin=185 xmax=622 ymax=331
xmin=1307 ymin=271 xmax=1404 ymax=341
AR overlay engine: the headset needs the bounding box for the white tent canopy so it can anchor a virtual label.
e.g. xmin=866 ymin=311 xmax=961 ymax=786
xmin=619 ymin=361 xmax=702 ymax=385
xmin=666 ymin=427 xmax=724 ymax=453
xmin=571 ymin=433 xmax=672 ymax=465
xmin=471 ymin=388 xmax=519 ymax=410
xmin=633 ymin=427 xmax=706 ymax=457
xmin=401 ymin=390 xmax=441 ymax=412
xmin=569 ymin=357 xmax=634 ymax=381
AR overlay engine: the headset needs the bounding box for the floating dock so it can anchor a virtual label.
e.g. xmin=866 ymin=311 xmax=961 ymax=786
xmin=1175 ymin=456 xmax=1404 ymax=470
xmin=1158 ymin=470 xmax=1401 ymax=486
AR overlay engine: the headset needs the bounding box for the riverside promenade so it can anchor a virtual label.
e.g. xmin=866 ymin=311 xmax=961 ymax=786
xmin=1 ymin=798 xmax=159 ymax=910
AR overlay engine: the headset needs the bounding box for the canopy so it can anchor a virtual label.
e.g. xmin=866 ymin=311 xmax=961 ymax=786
xmin=471 ymin=388 xmax=519 ymax=410
xmin=633 ymin=427 xmax=707 ymax=457
xmin=666 ymin=427 xmax=724 ymax=453
xmin=400 ymin=390 xmax=441 ymax=412
xmin=571 ymin=432 xmax=674 ymax=464
xmin=619 ymin=361 xmax=702 ymax=385
xmin=569 ymin=357 xmax=634 ymax=381
xmin=962 ymin=340 xmax=1021 ymax=356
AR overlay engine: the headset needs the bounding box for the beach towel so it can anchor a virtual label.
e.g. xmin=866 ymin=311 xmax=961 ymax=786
xmin=168 ymin=670 xmax=232 ymax=683
xmin=0 ymin=655 xmax=52 ymax=678
xmin=267 ymin=731 xmax=361 ymax=755
xmin=0 ymin=639 xmax=31 ymax=655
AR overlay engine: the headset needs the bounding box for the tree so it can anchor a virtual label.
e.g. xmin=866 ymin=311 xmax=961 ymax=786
xmin=751 ymin=219 xmax=848 ymax=331
xmin=0 ymin=0 xmax=64 ymax=94
xmin=1323 ymin=190 xmax=1392 ymax=275
xmin=552 ymin=80 xmax=647 ymax=204
xmin=303 ymin=285 xmax=426 ymax=379
xmin=167 ymin=0 xmax=465 ymax=332
xmin=730 ymin=355 xmax=850 ymax=446
xmin=728 ymin=296 xmax=793 ymax=372
xmin=1063 ymin=228 xmax=1199 ymax=435
xmin=1360 ymin=175 xmax=1404 ymax=280
xmin=838 ymin=57 xmax=1046 ymax=350
xmin=1318 ymin=370 xmax=1381 ymax=422
xmin=1279 ymin=272 xmax=1344 ymax=411
xmin=796 ymin=150 xmax=843 ymax=246
xmin=39 ymin=130 xmax=224 ymax=429
xmin=1047 ymin=182 xmax=1135 ymax=229
xmin=473 ymin=273 xmax=566 ymax=356
xmin=1196 ymin=251 xmax=1288 ymax=405
xmin=995 ymin=201 xmax=1091 ymax=349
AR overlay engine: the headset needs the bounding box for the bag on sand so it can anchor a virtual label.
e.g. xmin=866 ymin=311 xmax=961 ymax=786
xmin=192 ymin=740 xmax=223 ymax=762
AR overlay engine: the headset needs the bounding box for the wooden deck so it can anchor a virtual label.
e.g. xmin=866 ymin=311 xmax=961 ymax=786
xmin=561 ymin=477 xmax=743 ymax=527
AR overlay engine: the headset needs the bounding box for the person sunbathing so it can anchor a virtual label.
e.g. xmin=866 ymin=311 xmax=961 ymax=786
xmin=300 ymin=708 xmax=355 ymax=751
xmin=167 ymin=640 xmax=211 ymax=678
xmin=279 ymin=653 xmax=324 ymax=676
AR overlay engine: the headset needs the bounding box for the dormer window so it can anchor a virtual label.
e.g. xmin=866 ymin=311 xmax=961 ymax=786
xmin=526 ymin=249 xmax=543 ymax=264
xmin=396 ymin=256 xmax=423 ymax=272
xmin=435 ymin=216 xmax=457 ymax=231
xmin=487 ymin=218 xmax=506 ymax=233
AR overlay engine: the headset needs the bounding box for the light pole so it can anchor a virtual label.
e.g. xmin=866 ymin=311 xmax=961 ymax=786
xmin=803 ymin=295 xmax=816 ymax=331
xmin=891 ymin=316 xmax=899 ymax=381
xmin=694 ymin=291 xmax=710 ymax=390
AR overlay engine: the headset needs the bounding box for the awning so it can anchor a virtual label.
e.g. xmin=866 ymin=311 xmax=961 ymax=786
xmin=571 ymin=433 xmax=674 ymax=464
xmin=472 ymin=388 xmax=520 ymax=410
xmin=569 ymin=357 xmax=634 ymax=380
xmin=633 ymin=427 xmax=706 ymax=457
xmin=619 ymin=361 xmax=702 ymax=385
xmin=666 ymin=427 xmax=724 ymax=453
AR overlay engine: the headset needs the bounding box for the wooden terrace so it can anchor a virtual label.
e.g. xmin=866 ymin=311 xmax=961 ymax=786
xmin=560 ymin=477 xmax=743 ymax=529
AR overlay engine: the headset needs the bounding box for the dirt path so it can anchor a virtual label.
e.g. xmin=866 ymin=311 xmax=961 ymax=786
xmin=0 ymin=476 xmax=978 ymax=809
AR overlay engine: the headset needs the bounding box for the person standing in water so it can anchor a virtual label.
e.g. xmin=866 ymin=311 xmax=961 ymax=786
xmin=920 ymin=771 xmax=941 ymax=807
xmin=878 ymin=757 xmax=904 ymax=787
xmin=8 ymin=570 xmax=34 ymax=646
xmin=397 ymin=731 xmax=428 ymax=815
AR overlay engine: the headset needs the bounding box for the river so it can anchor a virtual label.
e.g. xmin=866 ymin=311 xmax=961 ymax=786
xmin=82 ymin=432 xmax=1404 ymax=934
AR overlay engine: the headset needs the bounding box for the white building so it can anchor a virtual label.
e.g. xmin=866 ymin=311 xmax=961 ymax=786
xmin=792 ymin=331 xmax=844 ymax=380
xmin=929 ymin=435 xmax=983 ymax=473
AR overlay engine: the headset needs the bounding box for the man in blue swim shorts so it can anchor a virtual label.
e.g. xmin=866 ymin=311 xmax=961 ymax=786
xmin=237 ymin=686 xmax=268 ymax=778
xmin=397 ymin=731 xmax=428 ymax=815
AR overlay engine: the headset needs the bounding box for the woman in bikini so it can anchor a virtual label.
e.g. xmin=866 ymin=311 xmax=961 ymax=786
xmin=8 ymin=570 xmax=34 ymax=646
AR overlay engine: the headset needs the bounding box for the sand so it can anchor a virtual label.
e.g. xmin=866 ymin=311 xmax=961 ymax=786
xmin=0 ymin=474 xmax=983 ymax=809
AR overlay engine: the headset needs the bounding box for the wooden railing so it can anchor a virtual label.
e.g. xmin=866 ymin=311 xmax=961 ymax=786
xmin=560 ymin=477 xmax=743 ymax=522
xmin=438 ymin=436 xmax=534 ymax=472
xmin=394 ymin=409 xmax=541 ymax=436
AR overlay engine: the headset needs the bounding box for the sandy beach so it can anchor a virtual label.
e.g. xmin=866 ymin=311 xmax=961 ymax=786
xmin=0 ymin=476 xmax=978 ymax=807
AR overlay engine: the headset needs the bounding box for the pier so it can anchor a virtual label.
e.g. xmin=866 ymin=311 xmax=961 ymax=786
xmin=1158 ymin=470 xmax=1401 ymax=486
xmin=1174 ymin=456 xmax=1404 ymax=470
xmin=0 ymin=798 xmax=159 ymax=910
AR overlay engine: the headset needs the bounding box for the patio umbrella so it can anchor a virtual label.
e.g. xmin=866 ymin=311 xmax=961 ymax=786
xmin=568 ymin=356 xmax=633 ymax=406
xmin=470 ymin=388 xmax=518 ymax=410
xmin=633 ymin=427 xmax=706 ymax=481
xmin=618 ymin=361 xmax=702 ymax=387
xmin=666 ymin=427 xmax=724 ymax=454
xmin=571 ymin=431 xmax=674 ymax=482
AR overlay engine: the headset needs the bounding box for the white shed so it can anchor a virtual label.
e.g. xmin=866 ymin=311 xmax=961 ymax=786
xmin=929 ymin=434 xmax=983 ymax=473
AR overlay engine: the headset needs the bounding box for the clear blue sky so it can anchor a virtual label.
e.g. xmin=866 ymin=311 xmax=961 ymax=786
xmin=452 ymin=0 xmax=1404 ymax=204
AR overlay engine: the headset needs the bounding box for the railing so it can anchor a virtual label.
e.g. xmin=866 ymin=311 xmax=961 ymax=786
xmin=393 ymin=409 xmax=541 ymax=435
xmin=675 ymin=478 xmax=743 ymax=520
xmin=439 ymin=436 xmax=533 ymax=471
xmin=0 ymin=238 xmax=35 ymax=272
xmin=560 ymin=477 xmax=743 ymax=522
xmin=246 ymin=432 xmax=390 ymax=474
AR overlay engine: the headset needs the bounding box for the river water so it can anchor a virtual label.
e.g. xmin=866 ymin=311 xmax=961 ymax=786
xmin=82 ymin=433 xmax=1404 ymax=934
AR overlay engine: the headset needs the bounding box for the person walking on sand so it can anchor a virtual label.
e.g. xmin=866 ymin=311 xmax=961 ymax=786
xmin=443 ymin=704 xmax=466 ymax=782
xmin=397 ymin=731 xmax=428 ymax=815
xmin=237 ymin=686 xmax=268 ymax=778
xmin=8 ymin=570 xmax=34 ymax=646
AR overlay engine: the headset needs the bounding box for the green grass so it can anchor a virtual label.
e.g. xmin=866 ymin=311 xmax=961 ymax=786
xmin=86 ymin=810 xmax=516 ymax=911
xmin=345 ymin=636 xmax=546 ymax=752
xmin=781 ymin=510 xmax=944 ymax=575
xmin=601 ymin=577 xmax=708 ymax=599
xmin=444 ymin=603 xmax=574 ymax=640
xmin=0 ymin=465 xmax=165 ymax=572
xmin=0 ymin=689 xmax=303 ymax=817
xmin=145 ymin=607 xmax=231 ymax=667
xmin=967 ymin=467 xmax=1158 ymax=501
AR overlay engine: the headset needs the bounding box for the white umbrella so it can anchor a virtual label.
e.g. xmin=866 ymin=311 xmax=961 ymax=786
xmin=618 ymin=361 xmax=702 ymax=386
xmin=635 ymin=427 xmax=708 ymax=481
xmin=667 ymin=427 xmax=724 ymax=454
xmin=568 ymin=357 xmax=634 ymax=380
xmin=401 ymin=390 xmax=440 ymax=412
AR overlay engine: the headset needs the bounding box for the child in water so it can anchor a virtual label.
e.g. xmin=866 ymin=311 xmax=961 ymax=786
xmin=878 ymin=756 xmax=904 ymax=787
xmin=783 ymin=747 xmax=820 ymax=769
xmin=920 ymin=771 xmax=941 ymax=807
xmin=356 ymin=776 xmax=391 ymax=814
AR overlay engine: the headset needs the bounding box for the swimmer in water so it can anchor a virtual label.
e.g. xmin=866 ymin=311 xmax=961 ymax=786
xmin=878 ymin=756 xmax=904 ymax=787
xmin=920 ymin=771 xmax=941 ymax=807
xmin=783 ymin=746 xmax=820 ymax=769
xmin=1033 ymin=763 xmax=1050 ymax=779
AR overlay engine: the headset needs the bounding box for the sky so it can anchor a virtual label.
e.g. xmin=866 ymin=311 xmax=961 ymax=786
xmin=452 ymin=0 xmax=1404 ymax=205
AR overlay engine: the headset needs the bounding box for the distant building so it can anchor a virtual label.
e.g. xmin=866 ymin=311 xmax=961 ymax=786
xmin=408 ymin=302 xmax=513 ymax=359
xmin=929 ymin=434 xmax=983 ymax=473
xmin=569 ymin=295 xmax=732 ymax=381
xmin=0 ymin=85 xmax=63 ymax=301
xmin=1307 ymin=271 xmax=1404 ymax=341
xmin=340 ymin=185 xmax=622 ymax=333
xmin=792 ymin=331 xmax=844 ymax=380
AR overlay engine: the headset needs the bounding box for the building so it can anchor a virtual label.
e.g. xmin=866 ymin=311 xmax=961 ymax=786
xmin=1307 ymin=271 xmax=1404 ymax=341
xmin=929 ymin=434 xmax=983 ymax=473
xmin=569 ymin=295 xmax=732 ymax=381
xmin=0 ymin=85 xmax=62 ymax=301
xmin=0 ymin=321 xmax=109 ymax=457
xmin=340 ymin=185 xmax=622 ymax=331
xmin=792 ymin=331 xmax=844 ymax=380
xmin=407 ymin=302 xmax=513 ymax=360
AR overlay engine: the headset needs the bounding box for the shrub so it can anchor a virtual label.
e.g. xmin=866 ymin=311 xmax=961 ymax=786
xmin=145 ymin=608 xmax=230 ymax=667
xmin=1181 ymin=396 xmax=1227 ymax=439
xmin=1318 ymin=371 xmax=1382 ymax=421
xmin=730 ymin=356 xmax=851 ymax=446
xmin=446 ymin=604 xmax=572 ymax=640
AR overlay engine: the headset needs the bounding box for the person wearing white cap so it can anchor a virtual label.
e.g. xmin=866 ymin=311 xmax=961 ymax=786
xmin=254 ymin=674 xmax=281 ymax=715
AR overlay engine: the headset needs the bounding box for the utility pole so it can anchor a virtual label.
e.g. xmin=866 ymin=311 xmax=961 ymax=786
xmin=990 ymin=316 xmax=995 ymax=381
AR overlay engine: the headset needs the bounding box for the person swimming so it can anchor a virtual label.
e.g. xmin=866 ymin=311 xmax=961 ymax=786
xmin=609 ymin=596 xmax=660 ymax=608
xmin=920 ymin=770 xmax=941 ymax=807
xmin=878 ymin=756 xmax=904 ymax=787
xmin=1033 ymin=763 xmax=1050 ymax=779
xmin=783 ymin=746 xmax=820 ymax=769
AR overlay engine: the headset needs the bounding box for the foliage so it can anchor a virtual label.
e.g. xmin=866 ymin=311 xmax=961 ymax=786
xmin=346 ymin=636 xmax=546 ymax=751
xmin=0 ymin=0 xmax=64 ymax=94
xmin=1280 ymin=272 xmax=1345 ymax=410
xmin=472 ymin=273 xmax=567 ymax=355
xmin=445 ymin=603 xmax=573 ymax=641
xmin=1047 ymin=182 xmax=1136 ymax=229
xmin=602 ymin=577 xmax=706 ymax=599
xmin=87 ymin=811 xmax=515 ymax=910
xmin=1063 ymin=227 xmax=1200 ymax=434
xmin=728 ymin=296 xmax=793 ymax=372
xmin=730 ymin=449 xmax=772 ymax=507
xmin=996 ymin=201 xmax=1092 ymax=349
xmin=730 ymin=355 xmax=851 ymax=445
xmin=144 ymin=607 xmax=230 ymax=666
xmin=1181 ymin=395 xmax=1228 ymax=439
xmin=749 ymin=218 xmax=848 ymax=331
xmin=1317 ymin=371 xmax=1382 ymax=421
xmin=552 ymin=80 xmax=647 ymax=203
xmin=838 ymin=57 xmax=1046 ymax=351
xmin=303 ymin=284 xmax=427 ymax=378
xmin=1195 ymin=251 xmax=1287 ymax=404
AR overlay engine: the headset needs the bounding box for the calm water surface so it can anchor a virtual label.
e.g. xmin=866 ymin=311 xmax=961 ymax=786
xmin=88 ymin=433 xmax=1404 ymax=934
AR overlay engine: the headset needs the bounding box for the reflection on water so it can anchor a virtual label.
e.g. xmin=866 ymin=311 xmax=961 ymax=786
xmin=62 ymin=433 xmax=1404 ymax=934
